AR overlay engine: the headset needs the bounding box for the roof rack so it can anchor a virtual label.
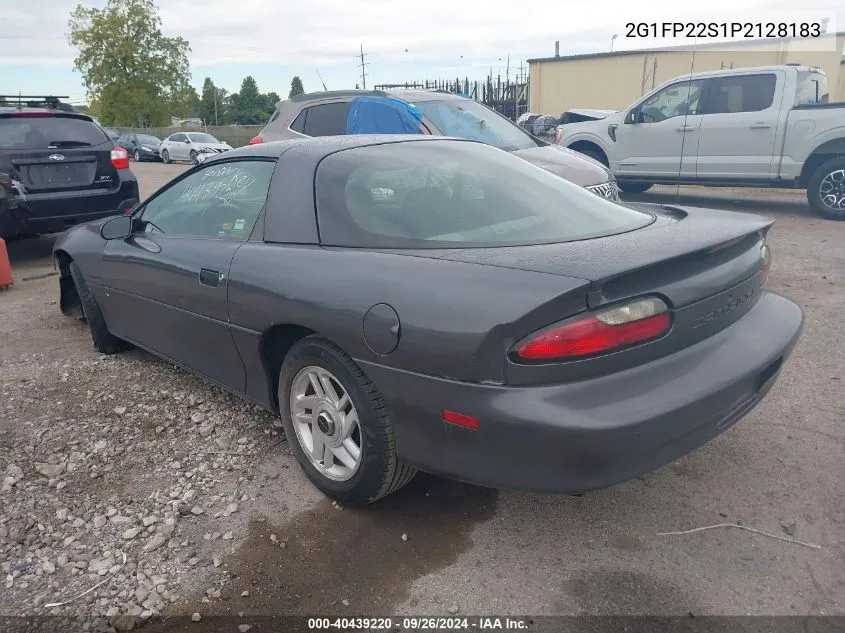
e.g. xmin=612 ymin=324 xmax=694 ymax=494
xmin=0 ymin=95 xmax=77 ymax=112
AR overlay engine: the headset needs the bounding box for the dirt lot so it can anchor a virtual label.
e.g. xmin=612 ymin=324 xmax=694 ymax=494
xmin=1 ymin=161 xmax=844 ymax=630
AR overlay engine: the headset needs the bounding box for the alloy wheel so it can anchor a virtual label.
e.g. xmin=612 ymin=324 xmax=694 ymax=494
xmin=289 ymin=366 xmax=362 ymax=481
xmin=819 ymin=169 xmax=845 ymax=215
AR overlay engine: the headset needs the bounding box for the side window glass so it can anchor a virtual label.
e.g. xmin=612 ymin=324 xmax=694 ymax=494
xmin=704 ymin=74 xmax=777 ymax=114
xmin=290 ymin=109 xmax=307 ymax=133
xmin=137 ymin=161 xmax=276 ymax=239
xmin=171 ymin=133 xmax=186 ymax=142
xmin=640 ymin=79 xmax=706 ymax=122
xmin=302 ymin=102 xmax=350 ymax=137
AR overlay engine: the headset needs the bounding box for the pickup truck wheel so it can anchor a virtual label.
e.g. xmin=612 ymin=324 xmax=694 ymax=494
xmin=807 ymin=157 xmax=845 ymax=220
xmin=617 ymin=181 xmax=654 ymax=194
xmin=69 ymin=262 xmax=131 ymax=355
xmin=278 ymin=335 xmax=416 ymax=505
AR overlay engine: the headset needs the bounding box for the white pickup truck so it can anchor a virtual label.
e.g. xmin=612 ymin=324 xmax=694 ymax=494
xmin=556 ymin=64 xmax=845 ymax=220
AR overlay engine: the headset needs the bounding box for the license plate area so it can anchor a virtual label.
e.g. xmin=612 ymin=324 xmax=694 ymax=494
xmin=27 ymin=163 xmax=94 ymax=188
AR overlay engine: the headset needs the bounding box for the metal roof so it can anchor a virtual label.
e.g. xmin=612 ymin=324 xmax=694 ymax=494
xmin=528 ymin=31 xmax=845 ymax=64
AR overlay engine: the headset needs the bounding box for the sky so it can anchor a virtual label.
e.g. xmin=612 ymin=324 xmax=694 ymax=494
xmin=0 ymin=0 xmax=841 ymax=107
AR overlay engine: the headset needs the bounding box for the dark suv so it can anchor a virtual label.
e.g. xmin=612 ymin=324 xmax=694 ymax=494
xmin=0 ymin=98 xmax=139 ymax=238
xmin=249 ymin=89 xmax=619 ymax=199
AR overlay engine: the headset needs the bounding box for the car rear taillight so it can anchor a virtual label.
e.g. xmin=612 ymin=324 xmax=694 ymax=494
xmin=554 ymin=129 xmax=563 ymax=144
xmin=248 ymin=135 xmax=264 ymax=145
xmin=515 ymin=297 xmax=671 ymax=361
xmin=760 ymin=242 xmax=771 ymax=287
xmin=111 ymin=146 xmax=129 ymax=169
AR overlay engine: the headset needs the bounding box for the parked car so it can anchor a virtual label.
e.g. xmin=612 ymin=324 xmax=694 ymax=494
xmin=0 ymin=99 xmax=139 ymax=238
xmin=54 ymin=135 xmax=802 ymax=505
xmin=250 ymin=89 xmax=620 ymax=200
xmin=556 ymin=65 xmax=845 ymax=219
xmin=159 ymin=132 xmax=232 ymax=164
xmin=117 ymin=133 xmax=162 ymax=162
xmin=515 ymin=111 xmax=541 ymax=131
xmin=557 ymin=108 xmax=618 ymax=125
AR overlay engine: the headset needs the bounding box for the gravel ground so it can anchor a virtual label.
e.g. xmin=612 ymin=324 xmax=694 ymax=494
xmin=1 ymin=163 xmax=844 ymax=631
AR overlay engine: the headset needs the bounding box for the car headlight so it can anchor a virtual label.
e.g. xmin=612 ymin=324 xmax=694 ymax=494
xmin=140 ymin=146 xmax=152 ymax=151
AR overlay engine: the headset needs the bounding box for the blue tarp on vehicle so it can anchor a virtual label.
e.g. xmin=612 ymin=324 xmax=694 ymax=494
xmin=346 ymin=96 xmax=423 ymax=135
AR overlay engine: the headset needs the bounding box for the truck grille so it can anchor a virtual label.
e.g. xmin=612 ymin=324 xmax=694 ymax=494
xmin=587 ymin=181 xmax=619 ymax=201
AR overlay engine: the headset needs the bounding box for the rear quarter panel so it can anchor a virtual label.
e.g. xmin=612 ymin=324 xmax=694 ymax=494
xmin=227 ymin=244 xmax=591 ymax=405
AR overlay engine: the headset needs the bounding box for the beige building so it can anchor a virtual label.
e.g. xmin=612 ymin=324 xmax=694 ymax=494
xmin=528 ymin=33 xmax=845 ymax=115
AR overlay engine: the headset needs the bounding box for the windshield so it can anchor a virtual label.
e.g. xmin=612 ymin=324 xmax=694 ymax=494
xmin=187 ymin=133 xmax=218 ymax=143
xmin=414 ymin=99 xmax=539 ymax=151
xmin=137 ymin=135 xmax=160 ymax=145
xmin=316 ymin=140 xmax=652 ymax=249
xmin=795 ymin=70 xmax=829 ymax=105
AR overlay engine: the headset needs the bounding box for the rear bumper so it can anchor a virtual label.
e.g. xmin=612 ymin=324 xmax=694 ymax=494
xmin=19 ymin=176 xmax=139 ymax=234
xmin=358 ymin=291 xmax=803 ymax=493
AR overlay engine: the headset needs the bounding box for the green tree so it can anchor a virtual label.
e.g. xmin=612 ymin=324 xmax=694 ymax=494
xmin=170 ymin=84 xmax=200 ymax=118
xmin=199 ymin=77 xmax=218 ymax=125
xmin=68 ymin=0 xmax=191 ymax=126
xmin=289 ymin=76 xmax=304 ymax=99
xmin=230 ymin=76 xmax=266 ymax=125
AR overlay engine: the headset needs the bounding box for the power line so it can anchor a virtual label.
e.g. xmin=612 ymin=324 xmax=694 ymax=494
xmin=358 ymin=43 xmax=368 ymax=90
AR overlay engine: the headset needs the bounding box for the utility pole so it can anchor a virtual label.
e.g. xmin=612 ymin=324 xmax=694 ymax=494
xmin=505 ymin=52 xmax=510 ymax=82
xmin=359 ymin=44 xmax=368 ymax=90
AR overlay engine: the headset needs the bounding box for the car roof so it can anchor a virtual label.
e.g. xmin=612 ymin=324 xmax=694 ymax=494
xmin=285 ymin=89 xmax=464 ymax=107
xmin=218 ymin=134 xmax=475 ymax=162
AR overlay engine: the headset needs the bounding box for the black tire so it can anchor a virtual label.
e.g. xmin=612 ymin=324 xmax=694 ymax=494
xmin=617 ymin=181 xmax=654 ymax=194
xmin=134 ymin=149 xmax=141 ymax=162
xmin=189 ymin=150 xmax=198 ymax=165
xmin=278 ymin=335 xmax=416 ymax=505
xmin=69 ymin=262 xmax=130 ymax=355
xmin=807 ymin=156 xmax=845 ymax=221
xmin=161 ymin=149 xmax=170 ymax=164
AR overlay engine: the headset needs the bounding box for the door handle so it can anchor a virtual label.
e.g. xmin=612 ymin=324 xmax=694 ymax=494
xmin=676 ymin=125 xmax=695 ymax=132
xmin=199 ymin=268 xmax=223 ymax=287
xmin=749 ymin=123 xmax=773 ymax=129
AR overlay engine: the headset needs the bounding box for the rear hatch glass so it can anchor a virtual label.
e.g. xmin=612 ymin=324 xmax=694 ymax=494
xmin=315 ymin=140 xmax=652 ymax=248
xmin=0 ymin=115 xmax=111 ymax=191
xmin=0 ymin=116 xmax=109 ymax=149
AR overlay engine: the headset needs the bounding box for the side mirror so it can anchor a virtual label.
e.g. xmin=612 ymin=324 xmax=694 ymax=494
xmin=625 ymin=109 xmax=640 ymax=124
xmin=100 ymin=215 xmax=133 ymax=240
xmin=184 ymin=139 xmax=191 ymax=144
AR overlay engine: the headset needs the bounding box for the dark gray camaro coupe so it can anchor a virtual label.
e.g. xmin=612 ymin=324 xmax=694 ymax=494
xmin=54 ymin=135 xmax=803 ymax=505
